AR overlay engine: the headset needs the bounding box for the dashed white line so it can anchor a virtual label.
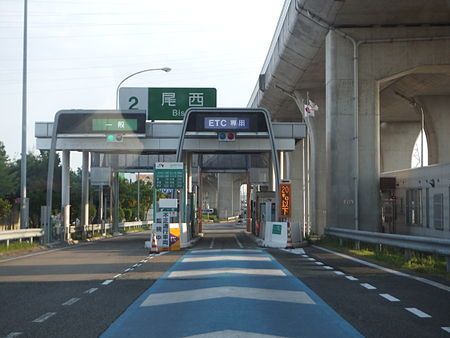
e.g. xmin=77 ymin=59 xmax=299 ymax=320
xmin=209 ymin=238 xmax=215 ymax=249
xmin=234 ymin=235 xmax=243 ymax=248
xmin=62 ymin=297 xmax=80 ymax=306
xmin=102 ymin=280 xmax=113 ymax=286
xmin=113 ymin=274 xmax=122 ymax=279
xmin=360 ymin=283 xmax=377 ymax=290
xmin=442 ymin=327 xmax=450 ymax=333
xmin=405 ymin=307 xmax=431 ymax=318
xmin=334 ymin=271 xmax=345 ymax=275
xmin=314 ymin=262 xmax=324 ymax=266
xmin=32 ymin=312 xmax=56 ymax=323
xmin=379 ymin=293 xmax=400 ymax=302
xmin=84 ymin=287 xmax=98 ymax=294
xmin=323 ymin=266 xmax=334 ymax=270
xmin=345 ymin=276 xmax=358 ymax=281
xmin=307 ymin=258 xmax=316 ymax=261
xmin=4 ymin=332 xmax=23 ymax=338
xmin=301 ymin=255 xmax=309 ymax=258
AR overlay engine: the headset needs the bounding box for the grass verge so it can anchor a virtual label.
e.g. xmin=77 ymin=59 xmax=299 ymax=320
xmin=0 ymin=241 xmax=40 ymax=254
xmin=316 ymin=236 xmax=449 ymax=281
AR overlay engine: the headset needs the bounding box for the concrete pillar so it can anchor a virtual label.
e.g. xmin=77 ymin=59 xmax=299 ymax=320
xmin=380 ymin=122 xmax=420 ymax=172
xmin=61 ymin=150 xmax=71 ymax=241
xmin=326 ymin=30 xmax=381 ymax=231
xmin=81 ymin=151 xmax=89 ymax=234
xmin=418 ymin=96 xmax=450 ymax=164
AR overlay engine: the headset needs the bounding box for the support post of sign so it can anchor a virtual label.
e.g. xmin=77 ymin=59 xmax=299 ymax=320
xmin=246 ymin=171 xmax=251 ymax=233
xmin=198 ymin=156 xmax=202 ymax=235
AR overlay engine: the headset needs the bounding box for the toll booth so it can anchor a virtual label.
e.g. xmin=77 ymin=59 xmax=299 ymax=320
xmin=254 ymin=190 xmax=276 ymax=239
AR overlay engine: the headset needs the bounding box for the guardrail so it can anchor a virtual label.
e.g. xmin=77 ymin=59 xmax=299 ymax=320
xmin=71 ymin=221 xmax=153 ymax=234
xmin=0 ymin=229 xmax=44 ymax=248
xmin=0 ymin=222 xmax=152 ymax=247
xmin=325 ymin=227 xmax=450 ymax=271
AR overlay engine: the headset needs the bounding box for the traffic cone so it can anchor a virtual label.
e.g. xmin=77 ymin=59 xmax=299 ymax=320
xmin=286 ymin=221 xmax=294 ymax=249
xmin=150 ymin=233 xmax=159 ymax=254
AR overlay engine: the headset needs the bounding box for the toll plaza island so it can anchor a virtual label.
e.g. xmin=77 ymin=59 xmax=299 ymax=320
xmin=36 ymin=105 xmax=306 ymax=248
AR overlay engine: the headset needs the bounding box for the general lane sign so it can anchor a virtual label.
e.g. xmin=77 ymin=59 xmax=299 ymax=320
xmin=119 ymin=87 xmax=216 ymax=120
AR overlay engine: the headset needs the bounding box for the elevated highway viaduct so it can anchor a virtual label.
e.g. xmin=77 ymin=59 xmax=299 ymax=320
xmin=248 ymin=0 xmax=450 ymax=239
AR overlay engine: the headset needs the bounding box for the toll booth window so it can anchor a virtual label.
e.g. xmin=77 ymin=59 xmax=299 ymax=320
xmin=433 ymin=193 xmax=444 ymax=230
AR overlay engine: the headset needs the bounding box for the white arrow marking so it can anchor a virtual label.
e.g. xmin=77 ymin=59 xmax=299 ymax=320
xmin=185 ymin=330 xmax=286 ymax=338
xmin=140 ymin=286 xmax=315 ymax=307
xmin=182 ymin=255 xmax=270 ymax=263
xmin=168 ymin=268 xmax=286 ymax=278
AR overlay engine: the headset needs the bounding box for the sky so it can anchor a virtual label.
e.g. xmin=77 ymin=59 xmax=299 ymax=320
xmin=0 ymin=0 xmax=285 ymax=169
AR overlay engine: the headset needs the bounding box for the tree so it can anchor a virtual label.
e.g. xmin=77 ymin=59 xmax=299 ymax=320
xmin=11 ymin=151 xmax=61 ymax=227
xmin=0 ymin=141 xmax=17 ymax=198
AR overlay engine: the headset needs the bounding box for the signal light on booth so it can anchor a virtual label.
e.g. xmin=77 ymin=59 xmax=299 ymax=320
xmin=106 ymin=133 xmax=123 ymax=143
xmin=218 ymin=132 xmax=235 ymax=142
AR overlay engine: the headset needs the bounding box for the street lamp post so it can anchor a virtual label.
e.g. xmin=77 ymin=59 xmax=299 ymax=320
xmin=112 ymin=67 xmax=171 ymax=233
xmin=115 ymin=67 xmax=171 ymax=109
xmin=20 ymin=0 xmax=28 ymax=229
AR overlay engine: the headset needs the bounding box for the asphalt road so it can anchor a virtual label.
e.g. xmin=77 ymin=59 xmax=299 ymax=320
xmin=0 ymin=232 xmax=183 ymax=338
xmin=1 ymin=225 xmax=449 ymax=337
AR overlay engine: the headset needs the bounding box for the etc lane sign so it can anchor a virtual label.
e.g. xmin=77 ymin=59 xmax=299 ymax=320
xmin=119 ymin=87 xmax=216 ymax=120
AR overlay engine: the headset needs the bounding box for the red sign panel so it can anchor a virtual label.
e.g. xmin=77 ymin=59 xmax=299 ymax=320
xmin=280 ymin=182 xmax=291 ymax=218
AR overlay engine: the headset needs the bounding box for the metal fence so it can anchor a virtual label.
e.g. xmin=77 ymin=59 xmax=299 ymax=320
xmin=0 ymin=221 xmax=153 ymax=247
xmin=325 ymin=227 xmax=450 ymax=271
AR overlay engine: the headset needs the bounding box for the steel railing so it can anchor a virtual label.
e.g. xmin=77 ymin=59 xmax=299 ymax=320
xmin=325 ymin=227 xmax=450 ymax=272
xmin=0 ymin=229 xmax=44 ymax=247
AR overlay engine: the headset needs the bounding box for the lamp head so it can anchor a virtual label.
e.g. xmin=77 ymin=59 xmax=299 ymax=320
xmin=161 ymin=67 xmax=172 ymax=72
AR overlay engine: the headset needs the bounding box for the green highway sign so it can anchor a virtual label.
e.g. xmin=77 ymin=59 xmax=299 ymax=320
xmin=93 ymin=118 xmax=138 ymax=132
xmin=119 ymin=87 xmax=217 ymax=120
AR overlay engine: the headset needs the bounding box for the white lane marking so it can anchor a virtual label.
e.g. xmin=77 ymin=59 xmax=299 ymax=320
xmin=314 ymin=262 xmax=324 ymax=266
xmin=140 ymin=286 xmax=315 ymax=307
xmin=32 ymin=312 xmax=56 ymax=323
xmin=301 ymin=255 xmax=309 ymax=258
xmin=323 ymin=266 xmax=333 ymax=270
xmin=185 ymin=330 xmax=284 ymax=338
xmin=182 ymin=255 xmax=270 ymax=263
xmin=314 ymin=245 xmax=450 ymax=293
xmin=441 ymin=327 xmax=450 ymax=333
xmin=405 ymin=307 xmax=431 ymax=318
xmin=379 ymin=293 xmax=400 ymax=302
xmin=168 ymin=268 xmax=286 ymax=278
xmin=334 ymin=271 xmax=345 ymax=275
xmin=124 ymin=268 xmax=131 ymax=272
xmin=113 ymin=274 xmax=122 ymax=279
xmin=209 ymin=238 xmax=215 ymax=249
xmin=345 ymin=276 xmax=358 ymax=281
xmin=62 ymin=297 xmax=80 ymax=306
xmin=5 ymin=332 xmax=23 ymax=338
xmin=307 ymin=258 xmax=315 ymax=261
xmin=282 ymin=248 xmax=305 ymax=255
xmin=234 ymin=235 xmax=244 ymax=248
xmin=84 ymin=288 xmax=98 ymax=294
xmin=360 ymin=283 xmax=377 ymax=290
xmin=102 ymin=280 xmax=113 ymax=286
xmin=132 ymin=264 xmax=138 ymax=268
xmin=190 ymin=249 xmax=262 ymax=254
